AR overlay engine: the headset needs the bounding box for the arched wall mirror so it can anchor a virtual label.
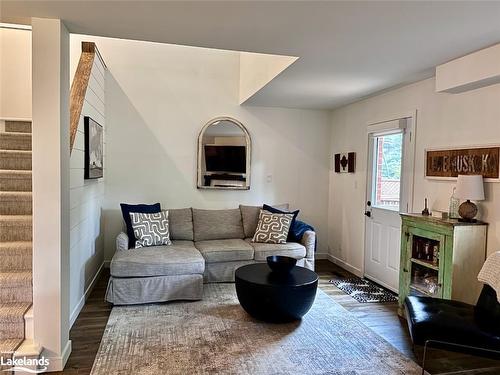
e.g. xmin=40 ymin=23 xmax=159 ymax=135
xmin=197 ymin=117 xmax=251 ymax=190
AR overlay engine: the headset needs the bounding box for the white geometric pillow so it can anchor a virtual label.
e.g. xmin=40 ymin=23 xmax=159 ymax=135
xmin=252 ymin=210 xmax=293 ymax=244
xmin=130 ymin=210 xmax=172 ymax=248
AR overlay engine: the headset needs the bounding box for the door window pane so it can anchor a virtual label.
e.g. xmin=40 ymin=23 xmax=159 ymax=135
xmin=373 ymin=133 xmax=403 ymax=211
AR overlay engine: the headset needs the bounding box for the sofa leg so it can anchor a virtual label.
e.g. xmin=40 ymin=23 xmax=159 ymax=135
xmin=421 ymin=340 xmax=430 ymax=375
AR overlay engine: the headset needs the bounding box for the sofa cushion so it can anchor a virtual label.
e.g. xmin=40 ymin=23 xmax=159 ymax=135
xmin=110 ymin=240 xmax=204 ymax=277
xmin=246 ymin=239 xmax=306 ymax=261
xmin=239 ymin=204 xmax=291 ymax=238
xmin=193 ymin=208 xmax=245 ymax=241
xmin=405 ymin=294 xmax=500 ymax=350
xmin=130 ymin=210 xmax=172 ymax=248
xmin=252 ymin=211 xmax=294 ymax=244
xmin=195 ymin=239 xmax=254 ymax=263
xmin=239 ymin=205 xmax=261 ymax=238
xmin=120 ymin=202 xmax=161 ymax=248
xmin=272 ymin=203 xmax=290 ymax=211
xmin=263 ymin=204 xmax=300 ymax=241
xmin=167 ymin=208 xmax=193 ymax=241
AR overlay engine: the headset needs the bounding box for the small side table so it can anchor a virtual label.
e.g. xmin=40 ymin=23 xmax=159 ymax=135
xmin=398 ymin=213 xmax=487 ymax=317
xmin=235 ymin=263 xmax=318 ymax=322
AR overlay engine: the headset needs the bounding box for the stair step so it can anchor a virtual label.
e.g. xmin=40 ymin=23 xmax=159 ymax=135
xmin=0 ymin=132 xmax=31 ymax=151
xmin=0 ymin=242 xmax=32 ymax=272
xmin=0 ymin=272 xmax=32 ymax=303
xmin=0 ymin=338 xmax=22 ymax=371
xmin=0 ymin=338 xmax=21 ymax=353
xmin=5 ymin=121 xmax=31 ymax=134
xmin=0 ymin=150 xmax=32 ymax=171
xmin=0 ymin=303 xmax=30 ymax=340
xmin=14 ymin=338 xmax=42 ymax=364
xmin=0 ymin=215 xmax=32 ymax=242
xmin=0 ymin=192 xmax=32 ymax=215
xmin=0 ymin=170 xmax=32 ymax=192
xmin=13 ymin=339 xmax=43 ymax=375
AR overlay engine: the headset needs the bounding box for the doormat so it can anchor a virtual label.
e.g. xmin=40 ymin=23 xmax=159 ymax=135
xmin=329 ymin=277 xmax=398 ymax=303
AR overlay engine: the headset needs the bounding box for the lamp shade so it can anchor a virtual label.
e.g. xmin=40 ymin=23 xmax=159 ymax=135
xmin=455 ymin=175 xmax=485 ymax=201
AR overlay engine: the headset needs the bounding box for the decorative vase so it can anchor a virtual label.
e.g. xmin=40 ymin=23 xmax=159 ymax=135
xmin=448 ymin=187 xmax=460 ymax=219
xmin=458 ymin=199 xmax=478 ymax=222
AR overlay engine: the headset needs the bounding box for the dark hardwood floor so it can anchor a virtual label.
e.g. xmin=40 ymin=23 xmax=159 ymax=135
xmin=316 ymin=260 xmax=500 ymax=375
xmin=316 ymin=260 xmax=415 ymax=357
xmin=56 ymin=261 xmax=500 ymax=375
xmin=54 ymin=269 xmax=112 ymax=375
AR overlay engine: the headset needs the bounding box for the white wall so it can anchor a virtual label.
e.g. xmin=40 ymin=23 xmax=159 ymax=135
xmin=73 ymin=36 xmax=331 ymax=262
xmin=239 ymin=52 xmax=297 ymax=104
xmin=0 ymin=27 xmax=32 ymax=119
xmin=329 ymin=77 xmax=500 ymax=274
xmin=68 ymin=35 xmax=106 ymax=326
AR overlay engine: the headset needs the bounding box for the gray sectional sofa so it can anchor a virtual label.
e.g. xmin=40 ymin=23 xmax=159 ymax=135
xmin=105 ymin=205 xmax=316 ymax=305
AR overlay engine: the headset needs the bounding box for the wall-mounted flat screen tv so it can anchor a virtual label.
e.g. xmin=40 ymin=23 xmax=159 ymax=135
xmin=204 ymin=145 xmax=246 ymax=173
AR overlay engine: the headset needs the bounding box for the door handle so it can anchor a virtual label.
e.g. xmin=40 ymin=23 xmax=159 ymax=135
xmin=364 ymin=211 xmax=371 ymax=217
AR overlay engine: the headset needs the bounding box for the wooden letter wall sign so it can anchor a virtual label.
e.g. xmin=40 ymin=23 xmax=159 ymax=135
xmin=426 ymin=146 xmax=499 ymax=179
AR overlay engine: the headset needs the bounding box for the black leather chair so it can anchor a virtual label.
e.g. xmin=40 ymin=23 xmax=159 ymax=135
xmin=405 ymin=284 xmax=500 ymax=374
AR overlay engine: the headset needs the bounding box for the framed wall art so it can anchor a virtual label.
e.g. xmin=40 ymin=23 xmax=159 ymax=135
xmin=84 ymin=116 xmax=104 ymax=179
xmin=334 ymin=152 xmax=356 ymax=173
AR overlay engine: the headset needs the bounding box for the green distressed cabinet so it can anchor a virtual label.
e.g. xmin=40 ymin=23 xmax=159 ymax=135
xmin=398 ymin=213 xmax=487 ymax=317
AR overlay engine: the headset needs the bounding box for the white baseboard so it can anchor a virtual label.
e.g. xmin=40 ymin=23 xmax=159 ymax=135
xmin=104 ymin=260 xmax=111 ymax=268
xmin=315 ymin=252 xmax=329 ymax=260
xmin=69 ymin=262 xmax=104 ymax=328
xmin=327 ymin=254 xmax=363 ymax=277
xmin=43 ymin=340 xmax=72 ymax=372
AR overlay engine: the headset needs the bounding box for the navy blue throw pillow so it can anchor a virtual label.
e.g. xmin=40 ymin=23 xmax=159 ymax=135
xmin=120 ymin=203 xmax=161 ymax=248
xmin=262 ymin=204 xmax=300 ymax=242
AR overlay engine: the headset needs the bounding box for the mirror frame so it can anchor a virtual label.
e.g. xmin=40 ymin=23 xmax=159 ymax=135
xmin=197 ymin=116 xmax=251 ymax=190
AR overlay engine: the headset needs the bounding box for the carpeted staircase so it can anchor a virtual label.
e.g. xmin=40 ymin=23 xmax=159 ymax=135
xmin=0 ymin=120 xmax=33 ymax=365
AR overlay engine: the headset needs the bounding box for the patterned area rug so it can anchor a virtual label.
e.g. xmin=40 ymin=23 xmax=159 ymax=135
xmin=91 ymin=284 xmax=421 ymax=374
xmin=329 ymin=277 xmax=398 ymax=303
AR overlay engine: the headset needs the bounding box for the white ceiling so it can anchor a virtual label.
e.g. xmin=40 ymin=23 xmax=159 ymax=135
xmin=3 ymin=1 xmax=500 ymax=109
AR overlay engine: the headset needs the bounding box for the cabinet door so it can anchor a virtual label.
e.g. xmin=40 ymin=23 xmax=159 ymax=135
xmin=406 ymin=226 xmax=446 ymax=299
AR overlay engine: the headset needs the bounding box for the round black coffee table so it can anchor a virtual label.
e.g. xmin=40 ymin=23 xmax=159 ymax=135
xmin=235 ymin=263 xmax=318 ymax=323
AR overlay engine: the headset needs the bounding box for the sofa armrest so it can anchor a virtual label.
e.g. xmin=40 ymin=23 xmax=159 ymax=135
xmin=116 ymin=232 xmax=129 ymax=252
xmin=300 ymin=230 xmax=315 ymax=271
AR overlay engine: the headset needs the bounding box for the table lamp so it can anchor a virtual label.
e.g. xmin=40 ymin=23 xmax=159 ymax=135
xmin=455 ymin=175 xmax=485 ymax=222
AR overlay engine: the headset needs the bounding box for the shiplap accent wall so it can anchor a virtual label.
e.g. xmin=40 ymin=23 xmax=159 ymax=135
xmin=69 ymin=54 xmax=106 ymax=326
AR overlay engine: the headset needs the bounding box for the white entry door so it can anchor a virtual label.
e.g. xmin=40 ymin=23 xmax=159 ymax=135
xmin=364 ymin=117 xmax=414 ymax=293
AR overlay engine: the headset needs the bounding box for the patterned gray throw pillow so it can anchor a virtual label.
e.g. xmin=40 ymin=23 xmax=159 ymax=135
xmin=130 ymin=210 xmax=172 ymax=248
xmin=252 ymin=210 xmax=293 ymax=244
